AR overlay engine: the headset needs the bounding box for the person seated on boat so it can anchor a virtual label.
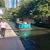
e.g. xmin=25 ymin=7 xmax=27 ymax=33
xmin=19 ymin=21 xmax=23 ymax=24
xmin=16 ymin=18 xmax=19 ymax=22
xmin=27 ymin=21 xmax=29 ymax=24
xmin=23 ymin=21 xmax=27 ymax=24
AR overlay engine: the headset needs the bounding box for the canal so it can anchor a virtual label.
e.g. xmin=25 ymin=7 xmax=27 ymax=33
xmin=18 ymin=30 xmax=50 ymax=50
xmin=8 ymin=21 xmax=50 ymax=50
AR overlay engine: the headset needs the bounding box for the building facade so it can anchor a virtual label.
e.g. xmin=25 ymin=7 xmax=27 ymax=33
xmin=0 ymin=0 xmax=21 ymax=9
xmin=4 ymin=0 xmax=16 ymax=9
xmin=4 ymin=0 xmax=21 ymax=9
xmin=4 ymin=0 xmax=9 ymax=9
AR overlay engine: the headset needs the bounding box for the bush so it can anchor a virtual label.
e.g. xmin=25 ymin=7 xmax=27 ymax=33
xmin=3 ymin=9 xmax=14 ymax=21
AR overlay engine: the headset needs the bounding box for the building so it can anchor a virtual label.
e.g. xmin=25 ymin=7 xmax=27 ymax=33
xmin=4 ymin=0 xmax=9 ymax=9
xmin=0 ymin=7 xmax=3 ymax=16
xmin=4 ymin=0 xmax=21 ymax=9
xmin=17 ymin=0 xmax=21 ymax=6
xmin=0 ymin=0 xmax=21 ymax=9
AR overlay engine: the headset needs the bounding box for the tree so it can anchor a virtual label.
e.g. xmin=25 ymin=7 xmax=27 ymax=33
xmin=32 ymin=0 xmax=50 ymax=17
xmin=5 ymin=0 xmax=50 ymax=20
xmin=11 ymin=0 xmax=36 ymax=18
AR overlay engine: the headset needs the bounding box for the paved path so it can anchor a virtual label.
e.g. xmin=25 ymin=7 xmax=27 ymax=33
xmin=0 ymin=22 xmax=25 ymax=50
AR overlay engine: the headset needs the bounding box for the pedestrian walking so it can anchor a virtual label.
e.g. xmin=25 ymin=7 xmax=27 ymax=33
xmin=1 ymin=19 xmax=7 ymax=37
xmin=0 ymin=17 xmax=2 ymax=36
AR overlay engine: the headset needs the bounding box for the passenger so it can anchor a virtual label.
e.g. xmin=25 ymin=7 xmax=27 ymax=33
xmin=23 ymin=21 xmax=27 ymax=24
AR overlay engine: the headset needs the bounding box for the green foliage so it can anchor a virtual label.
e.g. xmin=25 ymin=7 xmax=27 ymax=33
xmin=0 ymin=0 xmax=5 ymax=7
xmin=3 ymin=0 xmax=50 ymax=20
xmin=3 ymin=9 xmax=13 ymax=20
xmin=2 ymin=0 xmax=5 ymax=7
xmin=11 ymin=0 xmax=35 ymax=18
xmin=32 ymin=0 xmax=50 ymax=17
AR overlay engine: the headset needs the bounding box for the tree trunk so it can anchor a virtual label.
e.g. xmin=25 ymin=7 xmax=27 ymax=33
xmin=48 ymin=16 xmax=50 ymax=25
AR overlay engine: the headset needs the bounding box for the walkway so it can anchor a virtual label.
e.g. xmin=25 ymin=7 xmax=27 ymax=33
xmin=0 ymin=22 xmax=25 ymax=50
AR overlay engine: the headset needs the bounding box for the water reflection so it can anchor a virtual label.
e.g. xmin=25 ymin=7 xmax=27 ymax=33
xmin=18 ymin=30 xmax=38 ymax=50
xmin=18 ymin=30 xmax=32 ymax=38
xmin=18 ymin=30 xmax=50 ymax=50
xmin=21 ymin=38 xmax=37 ymax=50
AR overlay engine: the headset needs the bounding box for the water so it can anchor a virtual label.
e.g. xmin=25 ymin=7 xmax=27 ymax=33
xmin=18 ymin=29 xmax=50 ymax=50
xmin=18 ymin=30 xmax=31 ymax=38
xmin=21 ymin=38 xmax=37 ymax=50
